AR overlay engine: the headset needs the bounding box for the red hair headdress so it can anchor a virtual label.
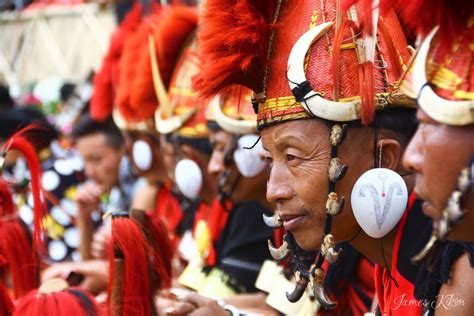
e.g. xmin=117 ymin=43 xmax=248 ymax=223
xmin=120 ymin=6 xmax=199 ymax=126
xmin=0 ymin=179 xmax=38 ymax=299
xmin=379 ymin=0 xmax=474 ymax=126
xmin=13 ymin=278 xmax=103 ymax=316
xmin=90 ymin=2 xmax=144 ymax=122
xmin=2 ymin=125 xmax=46 ymax=253
xmin=195 ymin=0 xmax=415 ymax=127
xmin=108 ymin=210 xmax=172 ymax=315
xmin=193 ymin=0 xmax=278 ymax=100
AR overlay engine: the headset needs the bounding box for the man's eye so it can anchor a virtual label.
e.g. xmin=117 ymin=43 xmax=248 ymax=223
xmin=264 ymin=156 xmax=273 ymax=164
xmin=286 ymin=154 xmax=297 ymax=161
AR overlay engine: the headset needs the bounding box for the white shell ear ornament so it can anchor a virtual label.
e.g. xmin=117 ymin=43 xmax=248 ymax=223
xmin=132 ymin=140 xmax=153 ymax=172
xmin=351 ymin=142 xmax=408 ymax=238
xmin=233 ymin=135 xmax=267 ymax=178
xmin=174 ymin=159 xmax=203 ymax=200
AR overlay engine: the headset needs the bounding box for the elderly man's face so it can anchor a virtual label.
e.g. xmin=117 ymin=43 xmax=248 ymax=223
xmin=261 ymin=119 xmax=372 ymax=250
xmin=208 ymin=129 xmax=268 ymax=204
xmin=403 ymin=110 xmax=473 ymax=223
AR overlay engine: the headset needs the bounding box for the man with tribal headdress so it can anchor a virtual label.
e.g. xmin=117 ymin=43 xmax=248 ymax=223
xmin=398 ymin=1 xmax=474 ymax=314
xmin=187 ymin=0 xmax=435 ymax=315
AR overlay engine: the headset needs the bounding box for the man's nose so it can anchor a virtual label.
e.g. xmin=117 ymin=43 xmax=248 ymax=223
xmin=403 ymin=128 xmax=424 ymax=174
xmin=266 ymin=164 xmax=294 ymax=204
xmin=207 ymin=151 xmax=224 ymax=177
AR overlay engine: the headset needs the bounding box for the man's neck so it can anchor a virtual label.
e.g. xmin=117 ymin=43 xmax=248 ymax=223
xmin=350 ymin=227 xmax=397 ymax=270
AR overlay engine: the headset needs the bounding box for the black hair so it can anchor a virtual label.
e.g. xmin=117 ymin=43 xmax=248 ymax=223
xmin=174 ymin=135 xmax=213 ymax=156
xmin=347 ymin=107 xmax=418 ymax=145
xmin=207 ymin=121 xmax=221 ymax=133
xmin=0 ymin=84 xmax=14 ymax=110
xmin=60 ymin=83 xmax=76 ymax=102
xmin=71 ymin=112 xmax=124 ymax=150
xmin=0 ymin=107 xmax=58 ymax=149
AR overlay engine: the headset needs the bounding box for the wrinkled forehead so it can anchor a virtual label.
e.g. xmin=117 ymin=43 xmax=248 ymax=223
xmin=260 ymin=119 xmax=329 ymax=150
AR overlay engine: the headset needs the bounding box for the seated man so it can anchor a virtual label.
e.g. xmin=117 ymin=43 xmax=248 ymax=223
xmin=71 ymin=113 xmax=144 ymax=260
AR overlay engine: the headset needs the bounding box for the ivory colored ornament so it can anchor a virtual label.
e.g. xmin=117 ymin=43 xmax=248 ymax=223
xmin=351 ymin=168 xmax=408 ymax=238
xmin=175 ymin=159 xmax=202 ymax=200
xmin=132 ymin=140 xmax=153 ymax=171
xmin=233 ymin=135 xmax=267 ymax=178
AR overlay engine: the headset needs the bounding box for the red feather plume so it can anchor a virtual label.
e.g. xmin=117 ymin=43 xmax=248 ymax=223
xmin=12 ymin=285 xmax=103 ymax=316
xmin=108 ymin=217 xmax=153 ymax=316
xmin=90 ymin=3 xmax=144 ymax=121
xmin=193 ymin=0 xmax=279 ymax=99
xmin=143 ymin=212 xmax=173 ymax=289
xmin=3 ymin=125 xmax=46 ymax=255
xmin=0 ymin=179 xmax=38 ymax=299
xmin=0 ymin=281 xmax=13 ymax=316
xmin=126 ymin=6 xmax=199 ymax=123
xmin=368 ymin=0 xmax=473 ymax=59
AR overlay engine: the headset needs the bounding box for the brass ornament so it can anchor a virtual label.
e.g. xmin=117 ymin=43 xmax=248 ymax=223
xmin=326 ymin=192 xmax=345 ymax=216
xmin=329 ymin=124 xmax=348 ymax=147
xmin=320 ymin=234 xmax=341 ymax=264
xmin=328 ymin=158 xmax=348 ymax=183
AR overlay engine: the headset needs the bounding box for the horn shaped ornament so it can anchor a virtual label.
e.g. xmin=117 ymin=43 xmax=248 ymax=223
xmin=262 ymin=213 xmax=283 ymax=228
xmin=149 ymin=35 xmax=197 ymax=134
xmin=267 ymin=239 xmax=289 ymax=261
xmin=411 ymin=234 xmax=438 ymax=263
xmin=155 ymin=107 xmax=197 ymax=135
xmin=149 ymin=35 xmax=172 ymax=118
xmin=320 ymin=234 xmax=341 ymax=264
xmin=287 ymin=22 xmax=361 ymax=122
xmin=311 ymin=268 xmax=337 ymax=309
xmin=212 ymin=100 xmax=256 ymax=135
xmin=326 ymin=192 xmax=345 ymax=216
xmin=328 ymin=158 xmax=348 ymax=183
xmin=412 ymin=26 xmax=474 ymax=126
xmin=286 ymin=271 xmax=309 ymax=303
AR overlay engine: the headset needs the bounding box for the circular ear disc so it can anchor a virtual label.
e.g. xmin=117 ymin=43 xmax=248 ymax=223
xmin=132 ymin=140 xmax=153 ymax=172
xmin=351 ymin=168 xmax=408 ymax=238
xmin=233 ymin=134 xmax=267 ymax=178
xmin=175 ymin=159 xmax=203 ymax=200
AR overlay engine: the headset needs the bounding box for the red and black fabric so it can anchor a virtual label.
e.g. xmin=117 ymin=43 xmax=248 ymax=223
xmin=214 ymin=200 xmax=274 ymax=293
xmin=320 ymin=243 xmax=375 ymax=316
xmin=374 ymin=193 xmax=432 ymax=315
xmin=153 ymin=182 xmax=184 ymax=247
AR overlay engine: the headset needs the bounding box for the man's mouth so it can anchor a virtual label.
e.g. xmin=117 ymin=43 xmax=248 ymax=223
xmin=279 ymin=214 xmax=307 ymax=231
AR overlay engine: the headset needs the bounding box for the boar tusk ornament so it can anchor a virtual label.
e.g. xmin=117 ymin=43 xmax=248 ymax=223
xmin=262 ymin=213 xmax=283 ymax=228
xmin=267 ymin=239 xmax=290 ymax=261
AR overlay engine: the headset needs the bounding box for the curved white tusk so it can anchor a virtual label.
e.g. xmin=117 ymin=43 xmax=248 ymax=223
xmin=212 ymin=100 xmax=256 ymax=135
xmin=112 ymin=109 xmax=149 ymax=132
xmin=313 ymin=283 xmax=337 ymax=309
xmin=287 ymin=22 xmax=365 ymax=122
xmin=411 ymin=234 xmax=437 ymax=263
xmin=262 ymin=213 xmax=283 ymax=228
xmin=149 ymin=35 xmax=173 ymax=118
xmin=155 ymin=107 xmax=197 ymax=135
xmin=412 ymin=26 xmax=474 ymax=126
xmin=267 ymin=239 xmax=289 ymax=261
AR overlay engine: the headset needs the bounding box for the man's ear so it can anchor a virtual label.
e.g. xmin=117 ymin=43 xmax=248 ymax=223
xmin=378 ymin=138 xmax=402 ymax=171
xmin=181 ymin=144 xmax=196 ymax=161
